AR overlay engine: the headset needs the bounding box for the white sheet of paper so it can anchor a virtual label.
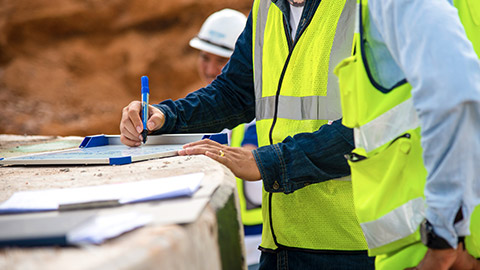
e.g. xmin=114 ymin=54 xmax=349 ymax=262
xmin=0 ymin=172 xmax=204 ymax=213
xmin=67 ymin=212 xmax=153 ymax=245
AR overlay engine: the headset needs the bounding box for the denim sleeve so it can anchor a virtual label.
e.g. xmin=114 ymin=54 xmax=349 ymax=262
xmin=253 ymin=119 xmax=354 ymax=194
xmin=369 ymin=0 xmax=480 ymax=248
xmin=152 ymin=12 xmax=256 ymax=134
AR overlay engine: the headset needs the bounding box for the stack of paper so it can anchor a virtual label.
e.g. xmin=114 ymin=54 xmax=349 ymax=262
xmin=0 ymin=211 xmax=152 ymax=247
xmin=0 ymin=172 xmax=204 ymax=213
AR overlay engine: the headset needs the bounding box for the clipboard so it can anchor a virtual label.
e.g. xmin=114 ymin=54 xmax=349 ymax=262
xmin=0 ymin=133 xmax=227 ymax=166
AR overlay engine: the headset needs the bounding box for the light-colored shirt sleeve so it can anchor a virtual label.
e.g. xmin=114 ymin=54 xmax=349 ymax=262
xmin=368 ymin=0 xmax=480 ymax=248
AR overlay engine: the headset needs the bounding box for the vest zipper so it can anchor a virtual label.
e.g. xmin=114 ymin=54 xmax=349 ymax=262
xmin=345 ymin=133 xmax=411 ymax=163
xmin=267 ymin=10 xmax=316 ymax=250
xmin=268 ymin=17 xmax=294 ymax=145
xmin=268 ymin=12 xmax=311 ymax=144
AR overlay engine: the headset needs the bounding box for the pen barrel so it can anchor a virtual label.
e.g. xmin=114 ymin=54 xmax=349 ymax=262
xmin=141 ymin=76 xmax=150 ymax=130
xmin=141 ymin=92 xmax=149 ymax=127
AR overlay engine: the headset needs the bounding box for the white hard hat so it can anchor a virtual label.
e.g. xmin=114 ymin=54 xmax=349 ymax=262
xmin=189 ymin=9 xmax=247 ymax=58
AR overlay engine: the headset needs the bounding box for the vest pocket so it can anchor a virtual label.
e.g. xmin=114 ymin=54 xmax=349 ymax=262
xmin=347 ymin=129 xmax=427 ymax=254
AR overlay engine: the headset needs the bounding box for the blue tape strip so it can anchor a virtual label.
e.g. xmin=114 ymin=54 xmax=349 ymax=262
xmin=79 ymin=135 xmax=109 ymax=148
xmin=109 ymin=156 xmax=132 ymax=165
xmin=202 ymin=133 xmax=228 ymax=145
xmin=244 ymin=224 xmax=262 ymax=236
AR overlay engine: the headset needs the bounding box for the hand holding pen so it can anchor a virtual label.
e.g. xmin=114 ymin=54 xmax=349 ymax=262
xmin=119 ymin=76 xmax=166 ymax=147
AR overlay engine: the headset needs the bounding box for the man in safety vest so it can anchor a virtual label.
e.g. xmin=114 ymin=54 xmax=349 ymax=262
xmin=120 ymin=0 xmax=374 ymax=269
xmin=188 ymin=9 xmax=263 ymax=269
xmin=334 ymin=0 xmax=480 ymax=269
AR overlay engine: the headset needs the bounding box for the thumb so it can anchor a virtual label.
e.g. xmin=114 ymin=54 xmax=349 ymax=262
xmin=147 ymin=107 xmax=165 ymax=131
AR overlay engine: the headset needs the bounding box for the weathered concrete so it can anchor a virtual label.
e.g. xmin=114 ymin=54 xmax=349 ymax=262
xmin=0 ymin=135 xmax=246 ymax=270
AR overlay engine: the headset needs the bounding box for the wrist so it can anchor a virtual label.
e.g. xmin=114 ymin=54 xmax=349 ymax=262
xmin=420 ymin=219 xmax=454 ymax=249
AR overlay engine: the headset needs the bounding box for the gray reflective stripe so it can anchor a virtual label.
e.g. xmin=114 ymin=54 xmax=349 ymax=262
xmin=256 ymin=95 xmax=345 ymax=120
xmin=254 ymin=0 xmax=270 ymax=102
xmin=360 ymin=197 xmax=425 ymax=249
xmin=254 ymin=0 xmax=355 ymax=121
xmin=354 ymin=98 xmax=420 ymax=152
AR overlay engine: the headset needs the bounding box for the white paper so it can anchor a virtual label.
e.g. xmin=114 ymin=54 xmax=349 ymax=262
xmin=0 ymin=173 xmax=204 ymax=213
xmin=67 ymin=212 xmax=153 ymax=245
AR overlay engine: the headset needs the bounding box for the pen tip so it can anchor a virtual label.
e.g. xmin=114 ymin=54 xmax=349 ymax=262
xmin=141 ymin=130 xmax=148 ymax=144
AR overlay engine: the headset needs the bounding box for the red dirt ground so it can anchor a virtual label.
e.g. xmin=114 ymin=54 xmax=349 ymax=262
xmin=0 ymin=0 xmax=251 ymax=136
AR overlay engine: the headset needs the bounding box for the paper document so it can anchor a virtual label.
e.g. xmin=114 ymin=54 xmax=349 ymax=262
xmin=0 ymin=211 xmax=152 ymax=247
xmin=67 ymin=212 xmax=152 ymax=245
xmin=0 ymin=172 xmax=204 ymax=214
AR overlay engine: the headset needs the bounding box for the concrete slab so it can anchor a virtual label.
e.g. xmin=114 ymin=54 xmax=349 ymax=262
xmin=0 ymin=135 xmax=246 ymax=270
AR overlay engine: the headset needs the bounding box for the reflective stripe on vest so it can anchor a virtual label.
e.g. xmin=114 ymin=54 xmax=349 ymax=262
xmin=361 ymin=197 xmax=425 ymax=250
xmin=256 ymin=95 xmax=343 ymax=121
xmin=253 ymin=0 xmax=368 ymax=251
xmin=354 ymin=97 xmax=419 ymax=153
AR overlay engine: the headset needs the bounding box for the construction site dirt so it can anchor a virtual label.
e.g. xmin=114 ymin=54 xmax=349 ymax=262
xmin=0 ymin=0 xmax=251 ymax=137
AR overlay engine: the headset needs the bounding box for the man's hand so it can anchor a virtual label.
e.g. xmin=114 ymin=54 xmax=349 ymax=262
xmin=178 ymin=139 xmax=262 ymax=181
xmin=405 ymin=242 xmax=480 ymax=270
xmin=119 ymin=101 xmax=165 ymax=146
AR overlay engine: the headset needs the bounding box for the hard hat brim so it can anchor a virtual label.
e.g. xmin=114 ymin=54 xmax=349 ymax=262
xmin=189 ymin=38 xmax=233 ymax=58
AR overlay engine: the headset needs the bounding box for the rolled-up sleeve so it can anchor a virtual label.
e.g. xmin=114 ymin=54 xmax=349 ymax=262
xmin=369 ymin=0 xmax=480 ymax=248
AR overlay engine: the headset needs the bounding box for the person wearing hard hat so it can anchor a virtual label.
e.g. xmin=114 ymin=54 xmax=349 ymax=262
xmin=120 ymin=1 xmax=374 ymax=269
xmin=189 ymin=9 xmax=245 ymax=84
xmin=190 ymin=9 xmax=263 ymax=270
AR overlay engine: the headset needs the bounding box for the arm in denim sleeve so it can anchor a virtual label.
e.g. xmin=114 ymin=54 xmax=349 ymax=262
xmin=253 ymin=119 xmax=354 ymax=194
xmin=369 ymin=0 xmax=480 ymax=248
xmin=152 ymin=12 xmax=256 ymax=134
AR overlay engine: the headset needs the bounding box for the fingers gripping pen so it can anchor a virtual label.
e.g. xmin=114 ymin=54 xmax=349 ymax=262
xmin=141 ymin=76 xmax=149 ymax=144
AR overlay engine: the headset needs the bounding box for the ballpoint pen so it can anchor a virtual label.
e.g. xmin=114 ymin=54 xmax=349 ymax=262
xmin=141 ymin=76 xmax=149 ymax=144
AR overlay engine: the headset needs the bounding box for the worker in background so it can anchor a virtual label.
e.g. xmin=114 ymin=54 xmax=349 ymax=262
xmin=334 ymin=0 xmax=480 ymax=269
xmin=189 ymin=9 xmax=263 ymax=269
xmin=120 ymin=0 xmax=374 ymax=269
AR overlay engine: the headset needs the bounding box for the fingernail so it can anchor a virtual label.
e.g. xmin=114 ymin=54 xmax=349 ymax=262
xmin=139 ymin=135 xmax=143 ymax=141
xmin=178 ymin=150 xmax=185 ymax=155
xmin=136 ymin=126 xmax=142 ymax=133
xmin=135 ymin=142 xmax=141 ymax=147
xmin=147 ymin=122 xmax=154 ymax=130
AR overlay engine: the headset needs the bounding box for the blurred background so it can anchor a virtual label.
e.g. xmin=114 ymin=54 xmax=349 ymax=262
xmin=0 ymin=0 xmax=251 ymax=136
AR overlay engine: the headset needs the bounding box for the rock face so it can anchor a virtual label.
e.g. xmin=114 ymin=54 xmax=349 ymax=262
xmin=0 ymin=0 xmax=251 ymax=136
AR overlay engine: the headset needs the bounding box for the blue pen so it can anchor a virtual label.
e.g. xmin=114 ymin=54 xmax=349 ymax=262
xmin=141 ymin=76 xmax=149 ymax=144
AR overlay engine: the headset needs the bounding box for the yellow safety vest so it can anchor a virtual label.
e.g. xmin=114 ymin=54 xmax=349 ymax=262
xmin=335 ymin=0 xmax=480 ymax=257
xmin=230 ymin=124 xmax=263 ymax=226
xmin=252 ymin=0 xmax=367 ymax=251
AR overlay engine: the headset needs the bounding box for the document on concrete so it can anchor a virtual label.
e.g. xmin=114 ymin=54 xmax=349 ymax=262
xmin=0 ymin=211 xmax=152 ymax=247
xmin=0 ymin=172 xmax=204 ymax=214
xmin=0 ymin=133 xmax=226 ymax=166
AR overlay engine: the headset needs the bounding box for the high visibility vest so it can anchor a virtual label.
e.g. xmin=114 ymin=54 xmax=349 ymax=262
xmin=334 ymin=0 xmax=480 ymax=257
xmin=252 ymin=0 xmax=367 ymax=251
xmin=230 ymin=124 xmax=263 ymax=226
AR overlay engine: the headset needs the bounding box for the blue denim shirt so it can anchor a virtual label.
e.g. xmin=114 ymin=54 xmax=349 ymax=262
xmin=367 ymin=0 xmax=480 ymax=248
xmin=153 ymin=0 xmax=354 ymax=194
